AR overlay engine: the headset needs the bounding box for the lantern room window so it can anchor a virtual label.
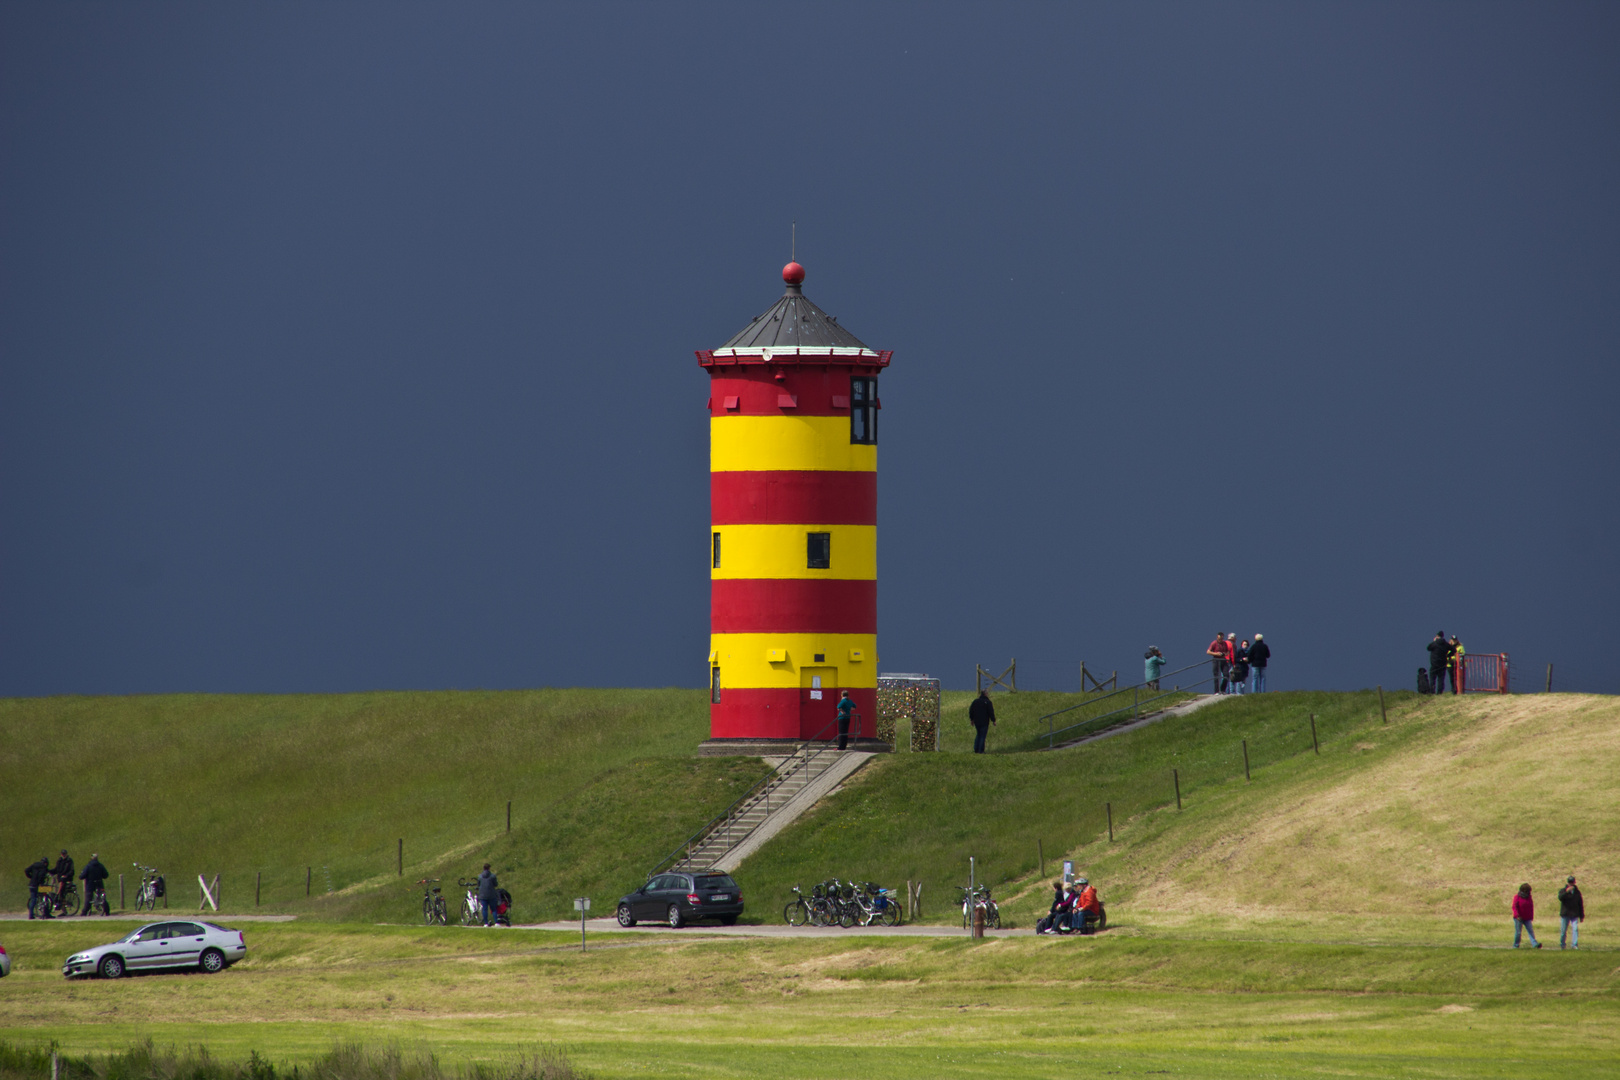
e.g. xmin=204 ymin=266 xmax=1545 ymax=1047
xmin=807 ymin=532 xmax=831 ymax=569
xmin=850 ymin=377 xmax=877 ymax=445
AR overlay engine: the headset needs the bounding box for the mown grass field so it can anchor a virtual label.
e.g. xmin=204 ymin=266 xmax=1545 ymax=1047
xmin=0 ymin=920 xmax=1614 ymax=1079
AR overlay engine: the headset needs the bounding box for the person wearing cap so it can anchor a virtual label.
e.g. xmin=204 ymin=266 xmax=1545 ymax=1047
xmin=78 ymin=853 xmax=109 ymax=916
xmin=1558 ymin=876 xmax=1584 ymax=949
xmin=1511 ymin=883 xmax=1541 ymax=948
xmin=1206 ymin=632 xmax=1229 ymax=694
xmin=1072 ymin=877 xmax=1101 ymax=933
xmin=1144 ymin=647 xmax=1166 ymax=691
xmin=1427 ymin=632 xmax=1450 ymax=695
xmin=1248 ymin=634 xmax=1270 ymax=692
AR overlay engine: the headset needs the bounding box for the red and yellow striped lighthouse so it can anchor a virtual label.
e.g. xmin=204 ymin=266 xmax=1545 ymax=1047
xmin=698 ymin=261 xmax=891 ymax=745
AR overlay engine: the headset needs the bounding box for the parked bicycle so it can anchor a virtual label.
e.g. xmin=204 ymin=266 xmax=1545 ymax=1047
xmin=417 ymin=878 xmax=448 ymax=925
xmin=784 ymin=879 xmax=903 ymax=928
xmin=784 ymin=885 xmax=811 ymax=927
xmin=958 ymin=884 xmax=1000 ymax=930
xmin=133 ymin=864 xmax=166 ymax=911
xmin=457 ymin=878 xmax=481 ymax=926
xmin=38 ymin=874 xmax=79 ymax=919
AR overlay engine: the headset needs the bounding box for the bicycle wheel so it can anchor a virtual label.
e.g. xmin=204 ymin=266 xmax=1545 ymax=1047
xmin=63 ymin=884 xmax=79 ymax=912
xmin=986 ymin=901 xmax=1001 ymax=930
xmin=461 ymin=898 xmax=478 ymax=926
xmin=435 ymin=896 xmax=448 ymax=925
xmin=784 ymin=900 xmax=808 ymax=927
xmin=838 ymin=903 xmax=856 ymax=929
xmin=423 ymin=897 xmax=436 ymax=925
xmin=809 ymin=899 xmax=832 ymax=927
xmin=882 ymin=902 xmax=902 ymax=927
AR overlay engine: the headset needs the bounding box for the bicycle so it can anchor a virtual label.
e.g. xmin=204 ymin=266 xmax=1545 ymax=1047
xmin=784 ymin=885 xmax=811 ymax=927
xmin=84 ymin=884 xmax=111 ymax=916
xmin=457 ymin=878 xmax=482 ymax=926
xmin=417 ymin=878 xmax=448 ymax=925
xmin=133 ymin=864 xmax=166 ymax=911
xmin=39 ymin=874 xmax=78 ymax=918
xmin=958 ymin=884 xmax=1000 ymax=930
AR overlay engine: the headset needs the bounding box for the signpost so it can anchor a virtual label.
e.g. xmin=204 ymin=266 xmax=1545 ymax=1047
xmin=1063 ymin=860 xmax=1074 ymax=886
xmin=573 ymin=897 xmax=591 ymax=952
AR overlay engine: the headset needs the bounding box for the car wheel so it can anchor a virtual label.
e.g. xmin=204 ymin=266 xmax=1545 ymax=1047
xmin=667 ymin=904 xmax=685 ymax=929
xmin=616 ymin=903 xmax=637 ymax=927
xmin=719 ymin=915 xmax=738 ymax=926
xmin=199 ymin=948 xmax=226 ymax=974
xmin=98 ymin=954 xmax=124 ymax=979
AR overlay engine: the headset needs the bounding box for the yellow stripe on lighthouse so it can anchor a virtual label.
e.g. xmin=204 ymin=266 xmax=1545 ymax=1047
xmin=710 ymin=416 xmax=877 ymax=473
xmin=710 ymin=524 xmax=876 ymax=580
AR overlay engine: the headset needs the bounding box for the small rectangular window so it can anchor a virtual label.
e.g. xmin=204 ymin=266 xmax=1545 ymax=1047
xmin=711 ymin=667 xmax=721 ymax=704
xmin=850 ymin=377 xmax=877 ymax=444
xmin=712 ymin=531 xmax=721 ymax=569
xmin=807 ymin=532 xmax=830 ymax=569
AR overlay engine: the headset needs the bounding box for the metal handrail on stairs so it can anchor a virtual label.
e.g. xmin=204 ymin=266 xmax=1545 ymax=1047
xmin=1040 ymin=661 xmax=1216 ymax=747
xmin=648 ymin=715 xmax=849 ymax=877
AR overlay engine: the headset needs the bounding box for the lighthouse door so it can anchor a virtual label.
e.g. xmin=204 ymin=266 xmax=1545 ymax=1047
xmin=799 ymin=667 xmax=838 ymax=740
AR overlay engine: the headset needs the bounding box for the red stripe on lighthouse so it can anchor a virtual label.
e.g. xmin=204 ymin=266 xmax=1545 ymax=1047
xmin=711 ymin=471 xmax=876 ymax=525
xmin=711 ymin=579 xmax=876 ymax=634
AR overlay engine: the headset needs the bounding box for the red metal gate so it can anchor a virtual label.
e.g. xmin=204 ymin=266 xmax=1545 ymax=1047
xmin=1458 ymin=652 xmax=1509 ymax=694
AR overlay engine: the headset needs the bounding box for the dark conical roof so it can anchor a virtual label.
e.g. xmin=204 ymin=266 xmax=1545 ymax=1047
xmin=718 ymin=281 xmax=870 ymax=351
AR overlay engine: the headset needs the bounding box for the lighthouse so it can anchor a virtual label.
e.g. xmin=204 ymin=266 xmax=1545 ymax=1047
xmin=698 ymin=261 xmax=892 ymax=746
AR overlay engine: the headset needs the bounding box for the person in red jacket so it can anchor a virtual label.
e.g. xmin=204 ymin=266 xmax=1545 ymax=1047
xmin=1511 ymin=883 xmax=1541 ymax=948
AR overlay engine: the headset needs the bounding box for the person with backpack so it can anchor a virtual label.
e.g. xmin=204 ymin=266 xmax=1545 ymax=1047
xmin=1511 ymin=883 xmax=1541 ymax=948
xmin=1247 ymin=634 xmax=1270 ymax=692
xmin=1558 ymin=876 xmax=1584 ymax=949
xmin=1143 ymin=648 xmax=1165 ymax=691
xmin=78 ymin=854 xmax=110 ymax=916
xmin=24 ymin=856 xmax=50 ymax=919
xmin=477 ymin=863 xmax=499 ymax=927
xmin=1427 ymin=632 xmax=1450 ymax=694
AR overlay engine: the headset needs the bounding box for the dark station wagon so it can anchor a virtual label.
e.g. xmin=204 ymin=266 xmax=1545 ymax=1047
xmin=617 ymin=871 xmax=743 ymax=928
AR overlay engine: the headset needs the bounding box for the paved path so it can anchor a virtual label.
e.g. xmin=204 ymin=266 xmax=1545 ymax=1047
xmin=1047 ymin=694 xmax=1221 ymax=750
xmin=0 ymin=912 xmax=296 ymax=922
xmin=522 ymin=918 xmax=1022 ymax=939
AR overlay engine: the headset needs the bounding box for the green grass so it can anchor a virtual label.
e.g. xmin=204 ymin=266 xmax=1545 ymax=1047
xmin=0 ymin=689 xmax=720 ymax=920
xmin=0 ymin=921 xmax=1614 ymax=1078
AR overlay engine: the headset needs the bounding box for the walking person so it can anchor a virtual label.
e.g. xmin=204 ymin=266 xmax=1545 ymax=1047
xmin=1558 ymin=876 xmax=1584 ymax=949
xmin=24 ymin=855 xmax=50 ymax=919
xmin=968 ymin=689 xmax=997 ymax=754
xmin=1248 ymin=634 xmax=1270 ymax=692
xmin=1231 ymin=640 xmax=1252 ymax=694
xmin=1449 ymin=635 xmax=1465 ymax=693
xmin=1427 ymin=632 xmax=1450 ymax=695
xmin=835 ymin=689 xmax=856 ymax=751
xmin=1144 ymin=647 xmax=1166 ymax=691
xmin=1207 ymin=632 xmax=1229 ymax=694
xmin=477 ymin=863 xmax=499 ymax=927
xmin=1511 ymin=883 xmax=1542 ymax=948
xmin=78 ymin=853 xmax=109 ymax=916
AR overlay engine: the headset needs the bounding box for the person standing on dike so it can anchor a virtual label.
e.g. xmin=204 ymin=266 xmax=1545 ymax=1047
xmin=835 ymin=689 xmax=857 ymax=751
xmin=968 ymin=689 xmax=997 ymax=754
xmin=1248 ymin=634 xmax=1271 ymax=692
xmin=1207 ymin=632 xmax=1229 ymax=694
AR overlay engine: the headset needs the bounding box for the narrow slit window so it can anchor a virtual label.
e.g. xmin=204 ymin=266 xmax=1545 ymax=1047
xmin=712 ymin=531 xmax=721 ymax=568
xmin=850 ymin=377 xmax=878 ymax=445
xmin=807 ymin=532 xmax=831 ymax=569
xmin=711 ymin=667 xmax=721 ymax=704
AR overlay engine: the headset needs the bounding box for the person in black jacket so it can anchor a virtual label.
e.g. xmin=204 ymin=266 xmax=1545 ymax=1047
xmin=968 ymin=690 xmax=997 ymax=754
xmin=78 ymin=854 xmax=110 ymax=916
xmin=1558 ymin=876 xmax=1584 ymax=949
xmin=25 ymin=856 xmax=50 ymax=918
xmin=1426 ymin=632 xmax=1451 ymax=694
xmin=1248 ymin=634 xmax=1271 ymax=692
xmin=49 ymin=850 xmax=74 ymax=915
xmin=477 ymin=863 xmax=499 ymax=927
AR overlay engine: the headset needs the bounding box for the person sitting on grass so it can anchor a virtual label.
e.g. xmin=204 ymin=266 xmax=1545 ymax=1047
xmin=1512 ymin=883 xmax=1541 ymax=948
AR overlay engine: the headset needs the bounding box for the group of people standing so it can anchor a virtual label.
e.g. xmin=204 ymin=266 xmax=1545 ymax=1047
xmin=23 ymin=849 xmax=109 ymax=918
xmin=1205 ymin=632 xmax=1270 ymax=694
xmin=1424 ymin=632 xmax=1467 ymax=694
xmin=1510 ymin=877 xmax=1585 ymax=949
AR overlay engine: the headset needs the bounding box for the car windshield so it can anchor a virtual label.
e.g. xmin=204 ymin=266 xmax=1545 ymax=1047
xmin=694 ymin=875 xmax=738 ymax=890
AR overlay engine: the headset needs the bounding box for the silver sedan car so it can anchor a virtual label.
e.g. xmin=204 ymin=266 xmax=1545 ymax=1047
xmin=62 ymin=920 xmax=246 ymax=979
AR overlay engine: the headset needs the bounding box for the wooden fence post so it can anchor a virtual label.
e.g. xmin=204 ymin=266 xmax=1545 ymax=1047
xmin=1242 ymin=739 xmax=1250 ymax=781
xmin=1310 ymin=714 xmax=1320 ymax=755
xmin=306 ymin=867 xmax=311 ymax=897
xmin=256 ymin=871 xmax=261 ymax=907
xmin=1038 ymin=839 xmax=1044 ymax=878
xmin=507 ymin=801 xmax=512 ymax=834
xmin=1377 ymin=686 xmax=1387 ymax=724
xmin=1106 ymin=802 xmax=1113 ymax=842
xmin=119 ymin=873 xmax=125 ymax=910
xmin=1173 ymin=769 xmax=1182 ymax=811
xmin=398 ymin=839 xmax=403 ymax=876
xmin=1546 ymin=664 xmax=1553 ymax=693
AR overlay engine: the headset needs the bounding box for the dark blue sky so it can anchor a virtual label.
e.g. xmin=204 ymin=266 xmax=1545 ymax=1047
xmin=3 ymin=2 xmax=1616 ymax=697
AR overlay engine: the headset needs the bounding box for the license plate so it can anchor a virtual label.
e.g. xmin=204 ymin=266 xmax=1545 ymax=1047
xmin=710 ymin=894 xmax=730 ymax=901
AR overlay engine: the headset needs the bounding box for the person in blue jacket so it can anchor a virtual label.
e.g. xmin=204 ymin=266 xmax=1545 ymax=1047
xmin=836 ymin=690 xmax=857 ymax=751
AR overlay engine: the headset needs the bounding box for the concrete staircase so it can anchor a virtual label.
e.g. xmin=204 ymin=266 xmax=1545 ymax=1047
xmin=670 ymin=746 xmax=875 ymax=874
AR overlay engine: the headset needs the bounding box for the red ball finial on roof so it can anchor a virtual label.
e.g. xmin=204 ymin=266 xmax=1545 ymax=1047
xmin=782 ymin=261 xmax=806 ymax=286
